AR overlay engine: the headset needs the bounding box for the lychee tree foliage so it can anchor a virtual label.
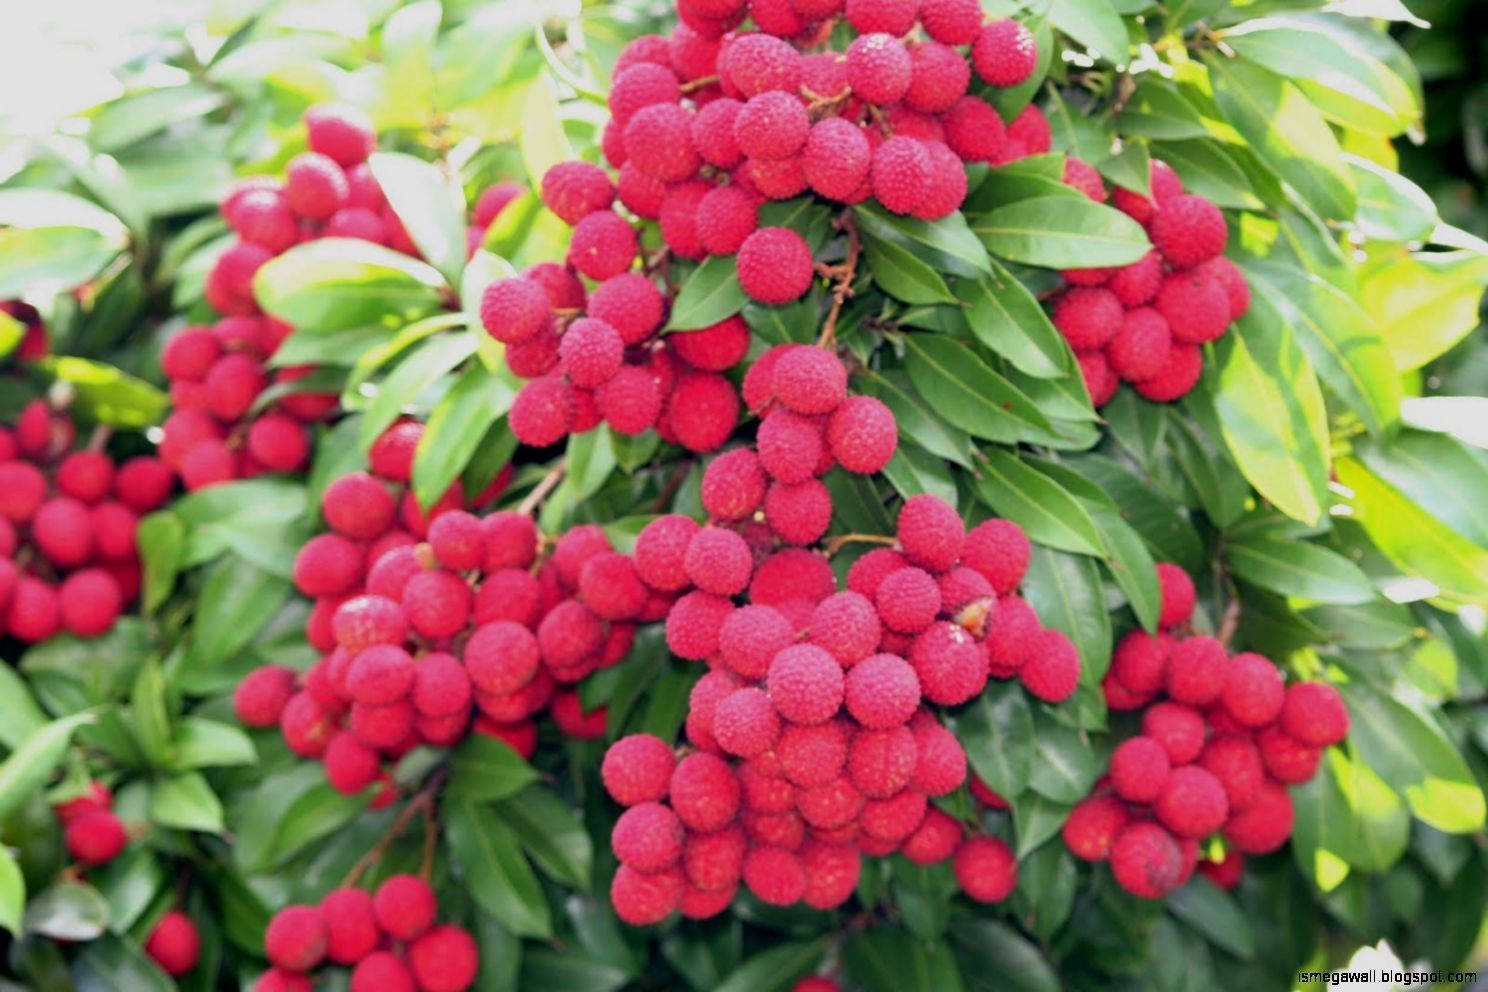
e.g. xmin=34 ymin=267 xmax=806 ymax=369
xmin=0 ymin=0 xmax=1484 ymax=990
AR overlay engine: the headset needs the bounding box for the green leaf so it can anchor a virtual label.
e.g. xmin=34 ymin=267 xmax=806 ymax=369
xmin=1148 ymin=138 xmax=1263 ymax=210
xmin=949 ymin=915 xmax=1060 ymax=992
xmin=89 ymin=84 xmax=227 ymax=151
xmin=446 ymin=735 xmax=538 ymax=802
xmin=1241 ymin=259 xmax=1400 ymax=435
xmin=1226 ymin=538 xmax=1375 ymax=605
xmin=744 ymin=295 xmax=819 ymax=345
xmin=971 ymin=450 xmax=1105 ymax=556
xmin=1118 ymin=78 xmax=1210 ymax=140
xmin=954 ymin=258 xmax=1073 ymax=379
xmin=369 ymin=151 xmax=468 ymax=287
xmin=881 ymin=442 xmax=959 ymax=506
xmin=0 ymin=227 xmax=123 ymax=299
xmin=957 ymin=682 xmax=1034 ymax=799
xmin=189 ymin=557 xmax=291 ymax=670
xmin=665 ymin=256 xmax=746 ymax=331
xmin=356 ymin=331 xmax=478 ymax=451
xmin=1047 ymin=0 xmax=1130 ymax=62
xmin=149 ymin=772 xmax=224 ymax=833
xmin=446 ymin=797 xmax=551 ymax=937
xmin=1086 ymin=506 xmax=1162 ymax=631
xmin=1205 ymin=310 xmax=1330 ymax=525
xmin=130 ymin=661 xmax=172 ymax=768
xmin=35 ymin=356 xmax=168 ymax=429
xmin=254 ymin=238 xmax=445 ymax=331
xmin=971 ymin=195 xmax=1150 ymax=268
xmin=854 ymin=202 xmax=991 ymax=278
xmin=498 ymin=785 xmax=592 ymax=890
xmin=23 ymin=881 xmax=109 ymax=941
xmin=1359 ymin=249 xmax=1488 ymax=371
xmin=856 ymin=370 xmax=973 ymax=467
xmin=519 ymin=75 xmax=576 ymax=192
xmin=1336 ymin=681 xmax=1485 ymax=833
xmin=903 ymin=335 xmax=1053 ymax=444
xmin=233 ymin=764 xmax=366 ymax=872
xmin=843 ymin=929 xmax=963 ymax=992
xmin=0 ymin=713 xmax=94 ymax=823
xmin=1336 ymin=457 xmax=1488 ymax=605
xmin=1166 ymin=880 xmax=1257 ymax=958
xmin=1291 ymin=750 xmax=1409 ymax=884
xmin=0 ymin=848 xmax=23 ymax=936
xmin=1205 ymin=55 xmax=1356 ymax=221
xmin=714 ymin=938 xmax=827 ymax=992
xmin=1021 ymin=546 xmax=1112 ymax=684
xmin=167 ymin=719 xmax=257 ymax=772
xmin=861 ymin=231 xmax=956 ymax=304
xmin=1346 ymin=155 xmax=1437 ymax=241
xmin=1353 ymin=430 xmax=1488 ymax=548
xmin=136 ymin=512 xmax=184 ymax=615
xmin=74 ymin=936 xmax=174 ymax=992
xmin=519 ymin=948 xmax=627 ymax=992
xmin=412 ymin=362 xmax=518 ymax=508
xmin=1027 ymin=713 xmax=1099 ymax=803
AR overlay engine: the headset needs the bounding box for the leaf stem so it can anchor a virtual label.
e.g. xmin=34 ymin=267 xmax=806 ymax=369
xmin=341 ymin=772 xmax=445 ymax=888
xmin=822 ymin=532 xmax=897 ymax=556
xmin=519 ymin=460 xmax=568 ymax=516
xmin=816 ymin=210 xmax=863 ymax=350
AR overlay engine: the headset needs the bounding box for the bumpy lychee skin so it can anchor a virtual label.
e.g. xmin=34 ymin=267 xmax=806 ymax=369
xmin=1106 ymin=307 xmax=1172 ymax=382
xmin=319 ymin=887 xmax=381 ymax=965
xmin=265 ymin=905 xmax=329 ymax=972
xmin=871 ymin=136 xmax=931 ymax=216
xmin=1142 ymin=701 xmax=1206 ymax=765
xmin=373 ymin=874 xmax=436 ymax=941
xmin=1200 ymin=735 xmax=1265 ymax=812
xmin=960 ymin=519 xmax=1030 ymax=595
xmin=1280 ymin=682 xmax=1349 ymax=747
xmin=65 ymin=810 xmax=128 ymax=866
xmin=306 ymin=103 xmax=375 ymax=166
xmin=772 ymin=347 xmax=847 ymax=415
xmin=1110 ymin=736 xmax=1171 ymax=802
xmin=1133 ymin=341 xmax=1203 ymax=402
xmin=909 ymin=621 xmax=987 ymax=706
xmin=666 ymin=590 xmax=735 ymax=660
xmin=145 ymin=911 xmax=200 ymax=976
xmin=1202 ymin=255 xmax=1252 ymax=321
xmin=324 ymin=731 xmax=380 ymax=794
xmin=586 ymin=273 xmax=663 ymax=345
xmin=612 ymin=801 xmax=686 ymax=872
xmin=1150 ymin=194 xmax=1227 ymax=268
xmin=1063 ymin=795 xmax=1131 ymax=861
xmin=844 ymin=33 xmax=912 ymax=106
xmin=672 ymin=313 xmax=751 ymax=372
xmin=953 ymin=835 xmax=1018 ymax=903
xmin=826 ymin=395 xmax=897 ymax=473
xmin=510 ymin=377 xmax=573 ymax=447
xmin=1020 ymin=628 xmax=1081 ymax=703
xmin=666 ymin=371 xmax=741 ymax=453
xmin=569 ymin=210 xmax=640 ymax=281
xmin=558 ymin=317 xmax=624 ymax=388
xmin=718 ymin=605 xmax=794 ymax=680
xmin=809 ymin=592 xmax=882 ymax=667
xmin=685 ymin=526 xmax=754 ymax=596
xmin=463 ymin=620 xmax=540 ymax=695
xmin=285 ymin=152 xmax=349 ymax=220
xmin=1222 ymin=652 xmax=1286 ymax=727
xmin=742 ymin=845 xmax=807 ymax=906
xmin=670 ymin=752 xmax=741 ymax=831
xmin=407 ymin=924 xmax=480 ymax=992
xmin=60 ymin=569 xmax=123 ymax=637
xmin=541 ymin=160 xmax=616 ymax=225
xmin=611 ymin=865 xmax=684 ymax=926
xmin=1154 ymin=562 xmax=1196 ymax=628
xmin=714 ymin=687 xmax=783 ymax=758
xmin=701 ymin=448 xmax=767 ymax=521
xmin=1053 ymin=287 xmax=1123 ymax=350
xmin=1156 ymin=267 xmax=1230 ymax=344
xmin=901 ymin=806 xmax=963 ymax=865
xmin=767 ymin=644 xmax=845 ymax=725
xmin=1257 ymin=724 xmax=1322 ymax=784
xmin=896 ymin=494 xmax=965 ymax=574
xmin=633 ymin=514 xmax=701 ymax=592
xmin=849 ymin=725 xmax=918 ymax=798
xmin=737 ymin=227 xmax=814 ymax=304
xmin=876 ymin=567 xmax=942 ymax=633
xmin=1110 ymin=822 xmax=1182 ymax=899
xmin=1166 ymin=636 xmax=1227 ymax=705
xmin=602 ymin=734 xmax=676 ymax=806
xmin=972 ymin=19 xmax=1037 ymax=86
xmin=757 ymin=409 xmax=822 ymax=484
xmin=1110 ymin=630 xmax=1169 ymax=696
xmin=1154 ymin=766 xmax=1229 ymax=838
xmin=802 ymin=118 xmax=871 ymax=202
xmin=1222 ymin=780 xmax=1294 ymax=854
xmin=349 ymin=949 xmax=416 ymax=990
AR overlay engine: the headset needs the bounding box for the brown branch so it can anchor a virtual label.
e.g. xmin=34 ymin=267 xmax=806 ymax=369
xmin=518 ymin=460 xmax=568 ymax=516
xmin=681 ymin=74 xmax=719 ymax=94
xmin=85 ymin=424 xmax=112 ymax=453
xmin=822 ymin=532 xmax=897 ymax=556
xmin=1216 ymin=598 xmax=1241 ymax=649
xmin=341 ymin=772 xmax=445 ymax=888
xmin=816 ymin=211 xmax=863 ymax=350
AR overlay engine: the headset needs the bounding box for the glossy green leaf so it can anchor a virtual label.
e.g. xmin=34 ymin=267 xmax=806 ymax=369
xmin=369 ymin=151 xmax=468 ymax=286
xmin=714 ymin=938 xmax=827 ymax=992
xmin=167 ymin=718 xmax=256 ymax=772
xmin=843 ymin=928 xmax=963 ymax=992
xmin=971 ymin=450 xmax=1105 ymax=556
xmin=89 ymin=84 xmax=226 ymax=151
xmin=881 ymin=442 xmax=959 ymax=506
xmin=356 ymin=331 xmax=477 ymax=451
xmin=1119 ymin=78 xmax=1210 ymax=140
xmin=129 ymin=509 xmax=183 ymax=608
xmin=150 ymin=772 xmax=224 ymax=833
xmin=189 ymin=557 xmax=291 ymax=670
xmin=958 ymin=682 xmax=1035 ymax=799
xmin=972 ymin=195 xmax=1150 ymax=268
xmin=0 ymin=667 xmax=47 ymax=751
xmin=1359 ymin=249 xmax=1488 ymax=371
xmin=22 ymin=881 xmax=109 ymax=941
xmin=255 ymin=238 xmax=445 ymax=331
xmin=0 ymin=227 xmax=122 ymax=299
xmin=1206 ymin=56 xmax=1356 ymax=221
xmin=1346 ymin=155 xmax=1437 ymax=241
xmin=498 ymin=785 xmax=592 ymax=890
xmin=856 ymin=370 xmax=973 ymax=467
xmin=854 ymin=202 xmax=992 ymax=277
xmin=1166 ymin=881 xmax=1257 ymax=958
xmin=412 ymin=361 xmax=519 ymax=508
xmin=0 ymin=713 xmax=94 ymax=823
xmin=950 ymin=916 xmax=1060 ymax=992
xmin=446 ymin=797 xmax=551 ymax=937
xmin=37 ymin=355 xmax=169 ymax=428
xmin=861 ymin=231 xmax=956 ymax=304
xmin=1353 ymin=430 xmax=1488 ymax=548
xmin=1022 ymin=546 xmax=1113 ymax=683
xmin=1226 ymin=537 xmax=1375 ymax=604
xmin=1048 ymin=0 xmax=1130 ymax=63
xmin=1086 ymin=506 xmax=1162 ymax=631
xmin=665 ymin=256 xmax=747 ymax=331
xmin=1027 ymin=713 xmax=1100 ymax=803
xmin=1291 ymin=749 xmax=1409 ymax=884
xmin=447 ymin=735 xmax=539 ymax=802
xmin=955 ymin=258 xmax=1073 ymax=378
xmin=0 ymin=848 xmax=21 ymax=936
xmin=1149 ymin=138 xmax=1263 ymax=210
xmin=518 ymin=75 xmax=576 ymax=194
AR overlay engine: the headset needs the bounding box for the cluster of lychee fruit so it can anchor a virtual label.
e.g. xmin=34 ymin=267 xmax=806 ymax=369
xmin=234 ymin=419 xmax=644 ymax=795
xmin=484 ymin=182 xmax=747 ymax=451
xmin=1051 ymin=159 xmax=1250 ymax=406
xmin=0 ymin=400 xmax=171 ymax=642
xmin=51 ymin=780 xmax=130 ymax=868
xmin=595 ymin=469 xmax=1078 ymax=923
xmin=256 ymin=875 xmax=477 ymax=992
xmin=165 ymin=103 xmax=521 ymax=490
xmin=1060 ymin=563 xmax=1350 ymax=897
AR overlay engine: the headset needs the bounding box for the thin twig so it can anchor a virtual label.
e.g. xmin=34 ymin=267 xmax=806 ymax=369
xmin=654 ymin=460 xmax=694 ymax=512
xmin=680 ymin=74 xmax=720 ymax=94
xmin=419 ymin=799 xmax=439 ymax=880
xmin=85 ymin=424 xmax=112 ymax=453
xmin=340 ymin=774 xmax=444 ymax=888
xmin=1216 ymin=598 xmax=1241 ymax=649
xmin=822 ymin=532 xmax=897 ymax=556
xmin=519 ymin=460 xmax=568 ymax=516
xmin=816 ymin=211 xmax=863 ymax=350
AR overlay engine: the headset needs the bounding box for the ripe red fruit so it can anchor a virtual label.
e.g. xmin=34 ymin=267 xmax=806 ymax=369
xmin=871 ymin=136 xmax=931 ymax=216
xmin=265 ymin=905 xmax=329 ymax=972
xmin=1020 ymin=628 xmax=1081 ymax=702
xmin=510 ymin=377 xmax=574 ymax=447
xmin=480 ymin=277 xmax=550 ymax=344
xmin=65 ymin=810 xmax=128 ymax=865
xmin=594 ymin=365 xmax=662 ymax=436
xmin=1143 ymin=701 xmax=1206 ymax=764
xmin=247 ymin=415 xmax=310 ymax=472
xmin=849 ymin=726 xmax=918 ymax=798
xmin=1106 ymin=307 xmax=1172 ymax=382
xmin=665 ymin=590 xmax=735 ymax=660
xmin=407 ymin=924 xmax=480 ymax=992
xmin=1166 ymin=635 xmax=1228 ymax=705
xmin=808 ymin=592 xmax=881 ymax=667
xmin=1200 ymin=735 xmax=1265 ymax=811
xmin=701 ymin=448 xmax=767 ymax=521
xmin=304 ymin=103 xmax=374 ymax=167
xmin=802 ymin=118 xmax=871 ymax=202
xmin=1222 ymin=780 xmax=1294 ymax=854
xmin=1133 ymin=342 xmax=1203 ymax=402
xmin=1150 ymin=194 xmax=1227 ymax=268
xmin=772 ymin=347 xmax=846 ymax=415
xmin=285 ymin=152 xmax=349 ymax=220
xmin=145 ymin=911 xmax=200 ymax=976
xmin=33 ymin=497 xmax=93 ymax=567
xmin=1110 ymin=736 xmax=1171 ymax=802
xmin=718 ymin=605 xmax=794 ymax=680
xmin=1053 ymin=287 xmax=1123 ymax=350
xmin=612 ymin=801 xmax=686 ymax=871
xmin=1063 ymin=795 xmax=1130 ymax=861
xmin=953 ymin=835 xmax=1018 ymax=902
xmin=1110 ymin=822 xmax=1182 ymax=898
xmin=1280 ymin=682 xmax=1349 ymax=746
xmin=603 ymin=734 xmax=677 ymax=806
xmin=1221 ymin=652 xmax=1286 ymax=727
xmin=737 ymin=227 xmax=814 ymax=304
xmin=685 ymin=526 xmax=754 ymax=596
xmin=845 ymin=33 xmax=912 ymax=106
xmin=1155 ymin=766 xmax=1229 ymax=838
xmin=1257 ymin=724 xmax=1322 ymax=784
xmin=541 ymin=160 xmax=616 ymax=225
xmin=115 ymin=456 xmax=173 ymax=513
xmin=7 ymin=577 xmax=61 ymax=643
xmin=972 ymin=19 xmax=1037 ymax=87
xmin=372 ymin=875 xmax=436 ymax=940
xmin=292 ymin=534 xmax=364 ymax=598
xmin=767 ymin=644 xmax=845 ymax=725
xmin=611 ymin=864 xmax=683 ymax=925
xmin=235 ymin=666 xmax=297 ymax=727
xmin=463 ymin=620 xmax=540 ymax=695
xmin=827 ymin=395 xmax=896 ymax=473
xmin=320 ymin=887 xmax=380 ymax=964
xmin=325 ymin=731 xmax=381 ymax=794
xmin=670 ymin=752 xmax=741 ymax=831
xmin=1157 ymin=267 xmax=1231 ymax=343
xmin=1111 ymin=630 xmax=1170 ymax=695
xmin=59 ymin=568 xmax=123 ymax=637
xmin=764 ymin=479 xmax=832 ymax=546
xmin=254 ymin=968 xmax=314 ymax=992
xmin=734 ymin=91 xmax=809 ymax=161
xmin=876 ymin=567 xmax=942 ymax=633
xmin=897 ymin=494 xmax=965 ymax=573
xmin=742 ymin=845 xmax=807 ymax=905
